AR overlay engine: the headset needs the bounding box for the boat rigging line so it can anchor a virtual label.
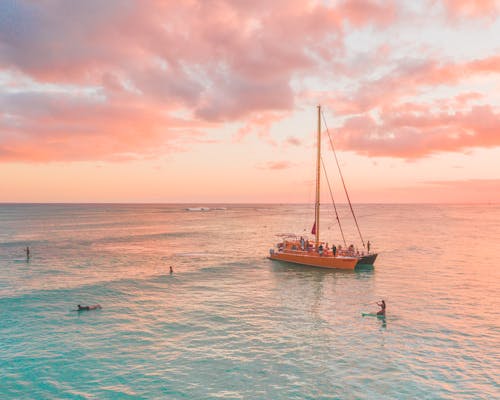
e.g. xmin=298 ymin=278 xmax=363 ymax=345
xmin=321 ymin=109 xmax=366 ymax=248
xmin=320 ymin=156 xmax=347 ymax=247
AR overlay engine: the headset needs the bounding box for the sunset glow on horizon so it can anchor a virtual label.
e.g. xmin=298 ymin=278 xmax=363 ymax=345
xmin=1 ymin=0 xmax=499 ymax=203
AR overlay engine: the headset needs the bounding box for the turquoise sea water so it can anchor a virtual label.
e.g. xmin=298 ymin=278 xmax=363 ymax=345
xmin=1 ymin=204 xmax=499 ymax=399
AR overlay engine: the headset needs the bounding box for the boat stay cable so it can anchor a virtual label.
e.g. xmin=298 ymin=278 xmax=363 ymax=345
xmin=321 ymin=156 xmax=347 ymax=247
xmin=321 ymin=110 xmax=366 ymax=248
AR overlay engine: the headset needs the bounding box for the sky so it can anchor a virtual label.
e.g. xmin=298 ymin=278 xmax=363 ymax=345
xmin=0 ymin=0 xmax=499 ymax=203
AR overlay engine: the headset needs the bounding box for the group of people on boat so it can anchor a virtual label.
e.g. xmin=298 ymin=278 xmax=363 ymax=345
xmin=278 ymin=237 xmax=372 ymax=258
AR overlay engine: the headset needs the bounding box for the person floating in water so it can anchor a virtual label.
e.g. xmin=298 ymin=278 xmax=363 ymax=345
xmin=169 ymin=266 xmax=174 ymax=274
xmin=376 ymin=300 xmax=386 ymax=316
xmin=77 ymin=304 xmax=102 ymax=311
xmin=26 ymin=246 xmax=30 ymax=260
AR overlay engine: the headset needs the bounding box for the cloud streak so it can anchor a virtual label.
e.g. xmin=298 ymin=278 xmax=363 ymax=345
xmin=256 ymin=161 xmax=295 ymax=170
xmin=440 ymin=0 xmax=500 ymax=20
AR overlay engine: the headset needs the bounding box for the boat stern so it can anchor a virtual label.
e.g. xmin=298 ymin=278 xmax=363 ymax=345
xmin=355 ymin=253 xmax=378 ymax=267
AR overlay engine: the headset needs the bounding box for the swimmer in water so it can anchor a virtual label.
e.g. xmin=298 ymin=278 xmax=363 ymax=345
xmin=77 ymin=304 xmax=102 ymax=311
xmin=376 ymin=300 xmax=386 ymax=316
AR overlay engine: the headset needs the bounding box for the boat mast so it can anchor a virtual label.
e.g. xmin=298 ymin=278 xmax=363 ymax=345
xmin=315 ymin=105 xmax=321 ymax=248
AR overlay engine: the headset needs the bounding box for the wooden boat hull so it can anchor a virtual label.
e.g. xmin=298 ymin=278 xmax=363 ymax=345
xmin=269 ymin=251 xmax=358 ymax=270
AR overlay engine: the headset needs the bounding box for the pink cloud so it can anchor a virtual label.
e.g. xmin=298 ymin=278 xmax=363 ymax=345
xmin=453 ymin=92 xmax=483 ymax=107
xmin=256 ymin=161 xmax=295 ymax=170
xmin=0 ymin=1 xmax=349 ymax=162
xmin=0 ymin=89 xmax=210 ymax=162
xmin=285 ymin=137 xmax=302 ymax=146
xmin=440 ymin=0 xmax=500 ymax=20
xmin=0 ymin=1 xmax=499 ymax=163
xmin=339 ymin=0 xmax=398 ymax=28
xmin=335 ymin=105 xmax=500 ymax=158
xmin=234 ymin=111 xmax=289 ymax=144
xmin=324 ymin=54 xmax=500 ymax=114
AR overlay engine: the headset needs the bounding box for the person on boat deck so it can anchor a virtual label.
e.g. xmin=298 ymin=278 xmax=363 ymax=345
xmin=300 ymin=236 xmax=305 ymax=250
xmin=318 ymin=243 xmax=323 ymax=255
xmin=332 ymin=244 xmax=337 ymax=257
xmin=367 ymin=240 xmax=371 ymax=253
xmin=376 ymin=300 xmax=386 ymax=316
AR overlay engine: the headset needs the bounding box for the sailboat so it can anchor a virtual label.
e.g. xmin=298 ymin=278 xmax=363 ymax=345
xmin=268 ymin=105 xmax=377 ymax=270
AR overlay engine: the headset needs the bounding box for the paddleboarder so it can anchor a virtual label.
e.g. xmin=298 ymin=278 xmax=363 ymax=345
xmin=376 ymin=300 xmax=386 ymax=316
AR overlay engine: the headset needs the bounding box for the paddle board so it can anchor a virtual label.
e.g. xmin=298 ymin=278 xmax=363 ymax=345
xmin=362 ymin=312 xmax=385 ymax=318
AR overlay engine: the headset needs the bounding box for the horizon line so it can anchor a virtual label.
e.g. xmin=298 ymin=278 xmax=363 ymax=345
xmin=1 ymin=202 xmax=498 ymax=206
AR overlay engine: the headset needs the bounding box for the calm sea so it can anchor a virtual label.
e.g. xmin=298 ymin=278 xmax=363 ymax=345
xmin=0 ymin=204 xmax=498 ymax=399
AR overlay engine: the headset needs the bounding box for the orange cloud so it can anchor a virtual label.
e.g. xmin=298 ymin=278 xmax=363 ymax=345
xmin=335 ymin=105 xmax=500 ymax=158
xmin=314 ymin=51 xmax=500 ymax=159
xmin=440 ymin=0 xmax=500 ymax=20
xmin=0 ymin=88 xmax=210 ymax=162
xmin=339 ymin=0 xmax=398 ymax=28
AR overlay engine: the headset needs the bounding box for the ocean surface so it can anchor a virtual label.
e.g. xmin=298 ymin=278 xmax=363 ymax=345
xmin=0 ymin=203 xmax=498 ymax=399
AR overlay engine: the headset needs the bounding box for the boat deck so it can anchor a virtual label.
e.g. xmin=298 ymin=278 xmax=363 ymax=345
xmin=269 ymin=237 xmax=377 ymax=270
